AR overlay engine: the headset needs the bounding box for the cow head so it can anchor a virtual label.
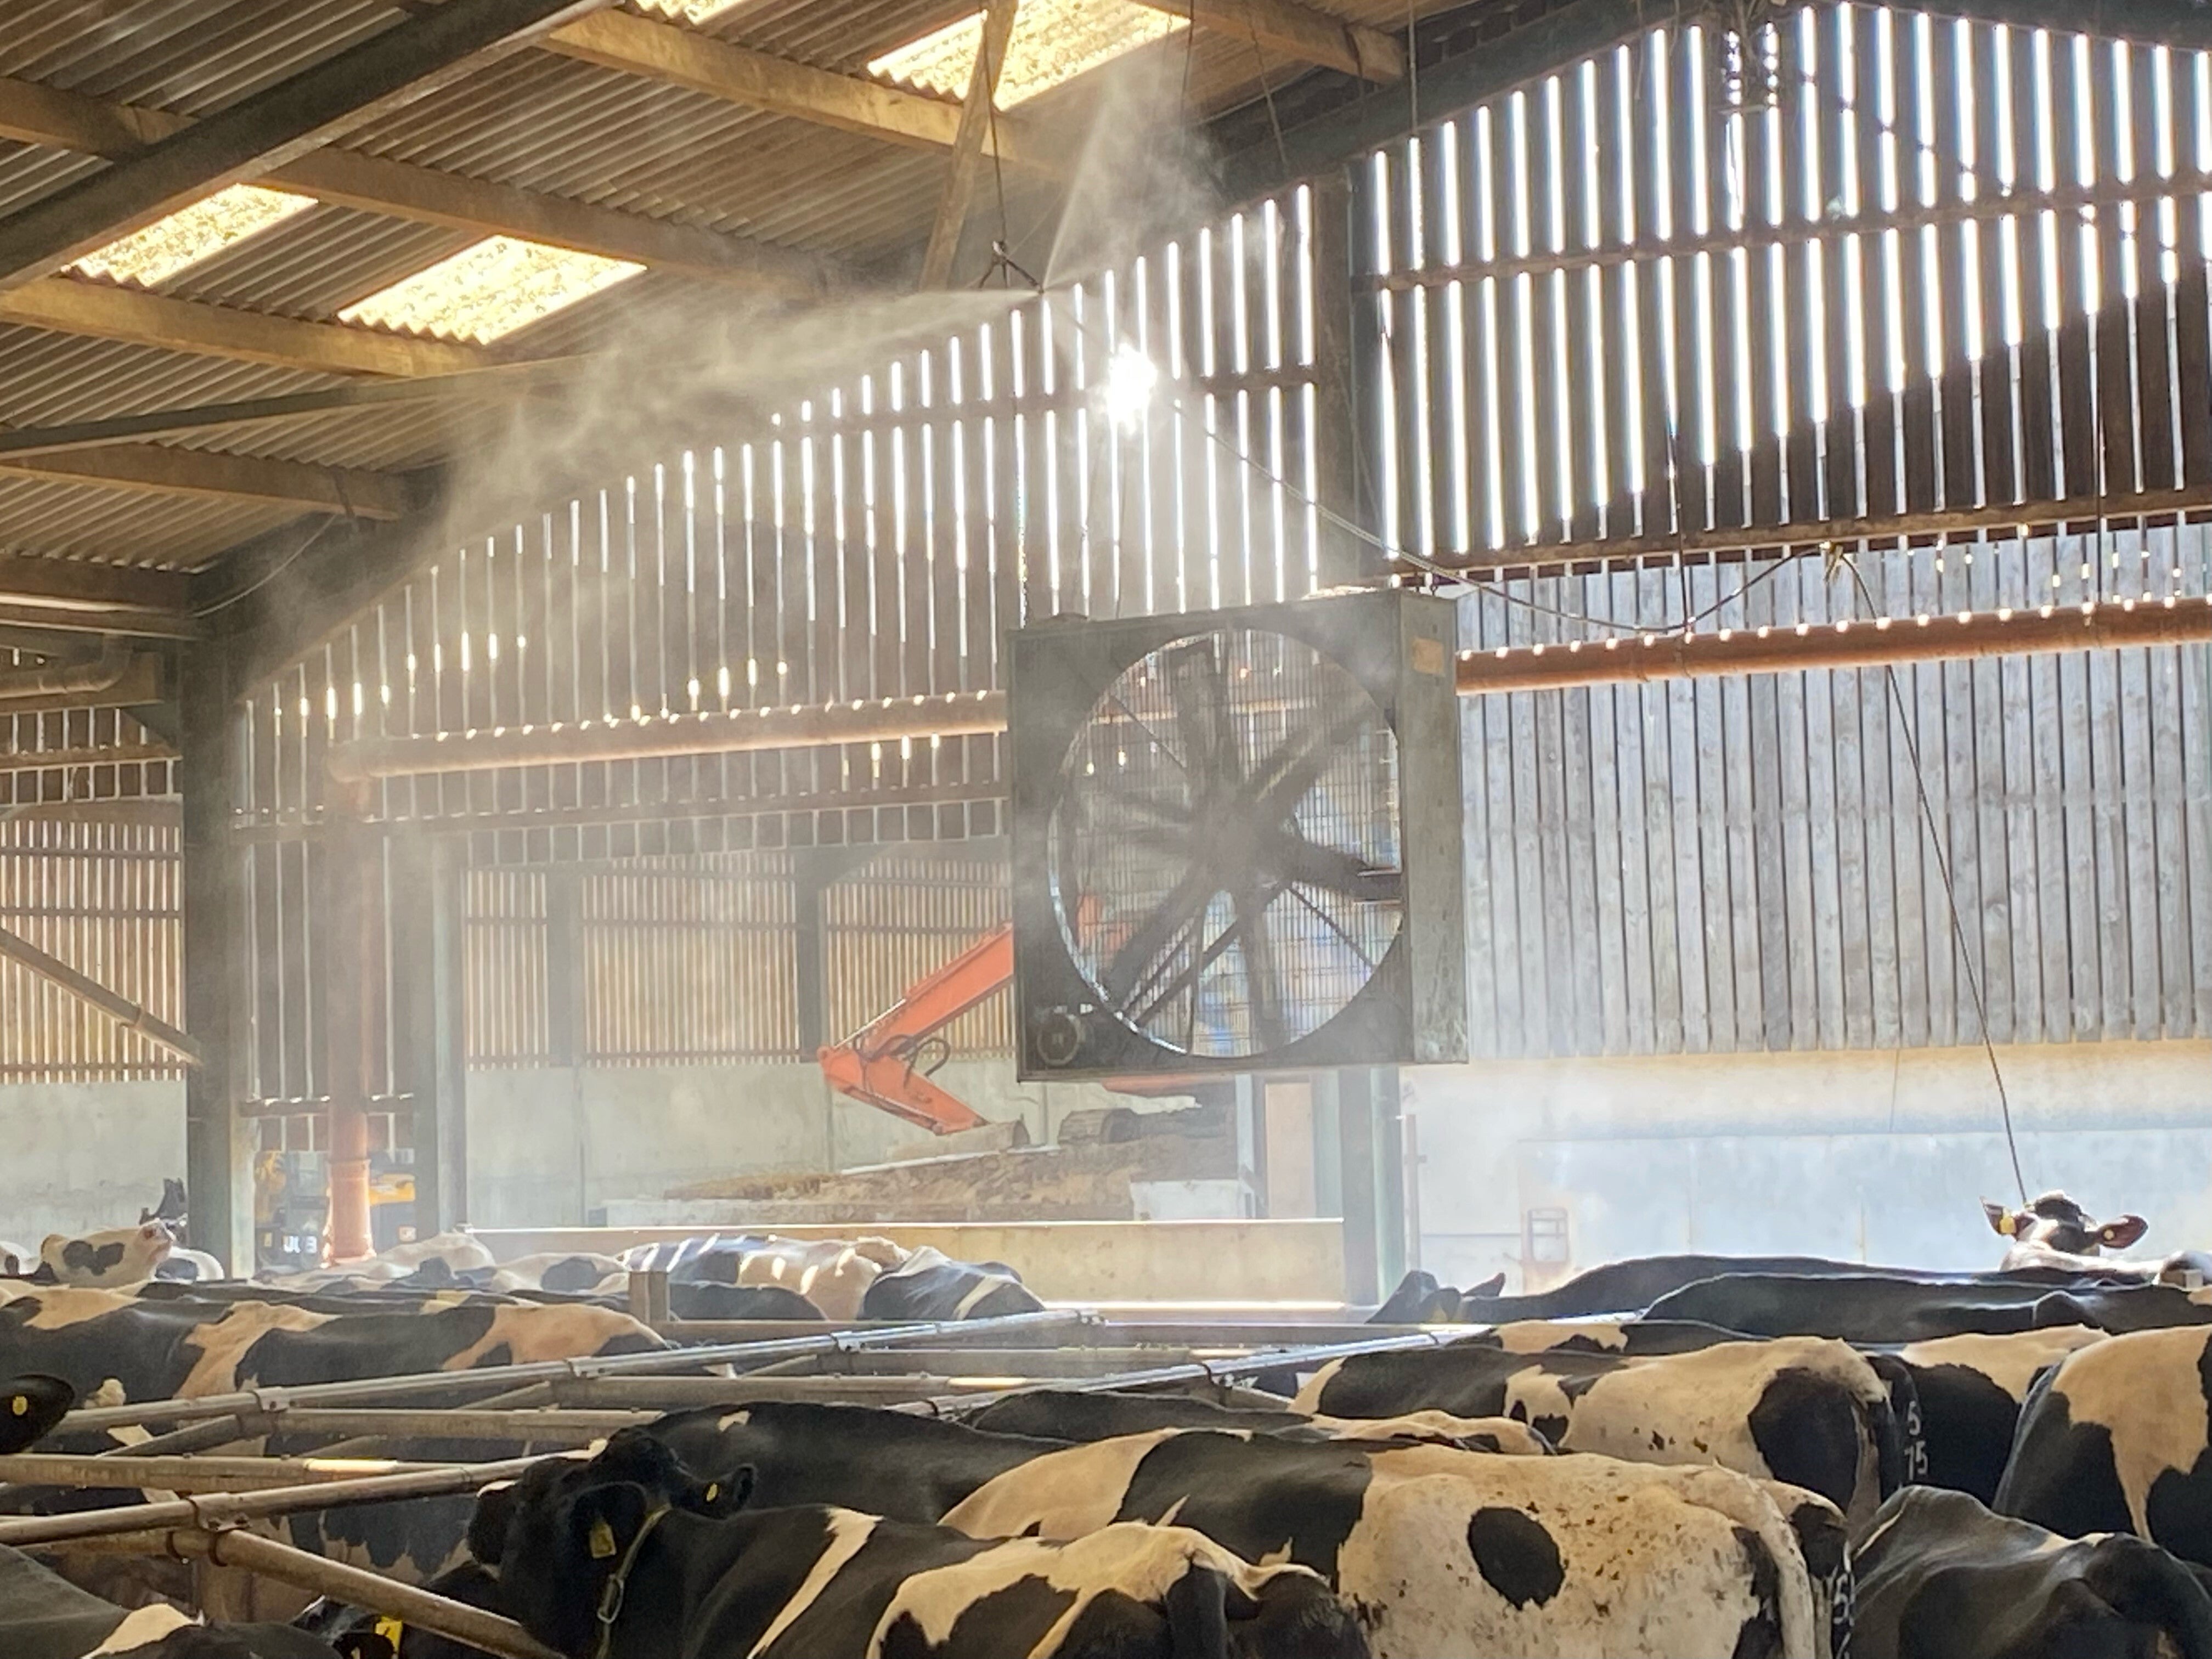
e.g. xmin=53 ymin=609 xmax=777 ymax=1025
xmin=1983 ymin=1192 xmax=2150 ymax=1257
xmin=470 ymin=1431 xmax=748 ymax=1656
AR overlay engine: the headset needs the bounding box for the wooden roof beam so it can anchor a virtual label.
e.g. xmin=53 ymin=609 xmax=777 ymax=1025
xmin=0 ymin=357 xmax=588 ymax=460
xmin=0 ymin=278 xmax=495 ymax=377
xmin=541 ymin=10 xmax=1058 ymax=171
xmin=0 ymin=447 xmax=426 ymax=520
xmin=0 ymin=0 xmax=619 ymax=292
xmin=919 ymin=0 xmax=1021 ymax=288
xmin=0 ymin=76 xmax=836 ymax=297
xmin=1127 ymin=0 xmax=1405 ymax=80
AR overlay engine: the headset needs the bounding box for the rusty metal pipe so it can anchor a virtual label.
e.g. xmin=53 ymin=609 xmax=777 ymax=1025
xmin=1453 ymin=595 xmax=2212 ymax=693
xmin=0 ymin=639 xmax=136 ymax=703
xmin=321 ymin=600 xmax=2207 ymax=783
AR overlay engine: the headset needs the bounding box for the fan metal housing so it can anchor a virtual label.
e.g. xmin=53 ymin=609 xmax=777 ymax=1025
xmin=1009 ymin=588 xmax=1466 ymax=1079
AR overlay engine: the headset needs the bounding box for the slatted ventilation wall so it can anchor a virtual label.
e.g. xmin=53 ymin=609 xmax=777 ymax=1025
xmin=236 ymin=185 xmax=1325 ymax=865
xmin=578 ymin=859 xmax=798 ymax=1064
xmin=464 ymin=856 xmax=798 ymax=1068
xmin=1459 ymin=522 xmax=2212 ymax=1055
xmin=823 ymin=856 xmax=1012 ymax=1057
xmin=0 ymin=703 xmax=172 ymax=809
xmin=234 ymin=190 xmax=1323 ymax=1101
xmin=0 ymin=815 xmax=183 ymax=1082
xmin=1366 ymin=5 xmax=2212 ymax=561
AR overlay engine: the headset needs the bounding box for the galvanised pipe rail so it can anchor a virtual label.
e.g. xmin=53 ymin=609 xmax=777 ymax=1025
xmin=0 ymin=1451 xmax=566 ymax=1547
xmin=61 ymin=1308 xmax=1085 ymax=1434
xmin=916 ymin=1328 xmax=1471 ymax=1417
xmin=65 ymin=1528 xmax=560 ymax=1659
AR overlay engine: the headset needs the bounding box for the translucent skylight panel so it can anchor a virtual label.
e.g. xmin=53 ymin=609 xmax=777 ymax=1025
xmin=69 ymin=184 xmax=314 ymax=286
xmin=870 ymin=0 xmax=1184 ymax=106
xmin=336 ymin=236 xmax=645 ymax=343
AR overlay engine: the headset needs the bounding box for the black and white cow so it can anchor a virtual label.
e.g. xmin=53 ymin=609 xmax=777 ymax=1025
xmin=1890 ymin=1327 xmax=2106 ymax=1503
xmin=1995 ymin=1324 xmax=2212 ymax=1565
xmin=940 ymin=1428 xmax=1833 ymax=1659
xmin=471 ymin=1426 xmax=1368 ymax=1659
xmin=1367 ymin=1269 xmax=1504 ymax=1323
xmin=0 ymin=1543 xmax=345 ymax=1659
xmin=964 ymin=1389 xmax=1554 ymax=1455
xmin=859 ymin=1247 xmax=1043 ymax=1321
xmin=618 ymin=1234 xmax=905 ymax=1321
xmin=32 ymin=1223 xmax=176 ymax=1289
xmin=1981 ymin=1190 xmax=2212 ymax=1283
xmin=639 ymin=1400 xmax=1837 ymax=1659
xmin=1295 ymin=1334 xmax=1902 ymax=1527
xmin=1852 ymin=1486 xmax=2212 ymax=1659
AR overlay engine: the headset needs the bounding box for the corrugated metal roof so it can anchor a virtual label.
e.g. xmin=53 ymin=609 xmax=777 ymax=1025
xmin=0 ymin=0 xmax=1518 ymax=582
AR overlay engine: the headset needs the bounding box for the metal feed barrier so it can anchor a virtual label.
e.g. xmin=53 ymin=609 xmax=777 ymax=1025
xmin=0 ymin=1312 xmax=1475 ymax=1656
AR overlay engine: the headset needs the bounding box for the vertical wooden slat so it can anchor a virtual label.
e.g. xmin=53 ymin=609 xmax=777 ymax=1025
xmin=1933 ymin=18 xmax=1981 ymax=510
xmin=1974 ymin=20 xmax=2022 ymax=507
xmin=2049 ymin=34 xmax=2101 ymax=499
xmin=1858 ymin=2 xmax=1903 ymax=518
xmin=2012 ymin=27 xmax=2060 ymax=503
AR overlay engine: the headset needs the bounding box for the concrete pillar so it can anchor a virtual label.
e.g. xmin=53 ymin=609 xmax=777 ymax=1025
xmin=179 ymin=647 xmax=252 ymax=1272
xmin=390 ymin=832 xmax=468 ymax=1234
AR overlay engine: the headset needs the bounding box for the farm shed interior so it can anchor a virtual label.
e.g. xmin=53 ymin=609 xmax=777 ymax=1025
xmin=0 ymin=0 xmax=2208 ymax=1651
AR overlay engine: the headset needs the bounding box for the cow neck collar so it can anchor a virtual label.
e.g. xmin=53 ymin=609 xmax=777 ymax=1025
xmin=592 ymin=1503 xmax=670 ymax=1659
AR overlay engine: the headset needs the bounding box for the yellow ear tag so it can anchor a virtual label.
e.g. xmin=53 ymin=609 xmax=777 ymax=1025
xmin=373 ymin=1616 xmax=405 ymax=1644
xmin=1998 ymin=1214 xmax=2017 ymax=1235
xmin=589 ymin=1517 xmax=618 ymax=1560
xmin=704 ymin=1483 xmax=719 ymax=1503
xmin=9 ymin=1397 xmax=25 ymax=1417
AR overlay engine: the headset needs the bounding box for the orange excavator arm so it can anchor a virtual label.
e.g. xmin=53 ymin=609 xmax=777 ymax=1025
xmin=816 ymin=924 xmax=1012 ymax=1135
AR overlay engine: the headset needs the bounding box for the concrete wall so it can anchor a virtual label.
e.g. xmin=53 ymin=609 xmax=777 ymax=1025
xmin=0 ymin=1080 xmax=185 ymax=1247
xmin=464 ymin=1059 xmax=1189 ymax=1229
xmin=1410 ymin=1039 xmax=2212 ymax=1293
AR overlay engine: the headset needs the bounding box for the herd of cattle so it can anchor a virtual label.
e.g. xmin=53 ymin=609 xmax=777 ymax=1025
xmin=7 ymin=1189 xmax=2212 ymax=1656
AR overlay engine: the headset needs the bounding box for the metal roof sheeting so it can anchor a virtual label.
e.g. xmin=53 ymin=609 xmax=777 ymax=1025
xmin=0 ymin=0 xmax=1480 ymax=575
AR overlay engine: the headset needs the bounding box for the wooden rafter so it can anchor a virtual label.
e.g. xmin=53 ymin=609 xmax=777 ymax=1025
xmin=541 ymin=9 xmax=1056 ymax=170
xmin=0 ymin=0 xmax=619 ymax=292
xmin=919 ymin=0 xmax=1022 ymax=289
xmin=0 ymin=277 xmax=495 ymax=377
xmin=0 ymin=357 xmax=588 ymax=460
xmin=1126 ymin=0 xmax=1406 ymax=80
xmin=0 ymin=76 xmax=835 ymax=297
xmin=0 ymin=447 xmax=424 ymax=520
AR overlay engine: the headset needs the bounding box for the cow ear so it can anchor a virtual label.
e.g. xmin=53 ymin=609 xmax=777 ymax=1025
xmin=2099 ymin=1215 xmax=2150 ymax=1250
xmin=1983 ymin=1200 xmax=2018 ymax=1237
xmin=571 ymin=1483 xmax=650 ymax=1566
xmin=467 ymin=1481 xmax=520 ymax=1567
xmin=691 ymin=1463 xmax=753 ymax=1516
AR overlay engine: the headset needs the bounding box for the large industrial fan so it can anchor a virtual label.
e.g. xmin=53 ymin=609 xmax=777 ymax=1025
xmin=1009 ymin=588 xmax=1466 ymax=1079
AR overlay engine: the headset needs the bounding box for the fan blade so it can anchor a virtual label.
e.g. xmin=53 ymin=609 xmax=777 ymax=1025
xmin=1240 ymin=699 xmax=1376 ymax=827
xmin=1262 ymin=828 xmax=1405 ymax=903
xmin=1102 ymin=860 xmax=1224 ymax=1008
xmin=1128 ymin=888 xmax=1272 ymax=1034
xmin=1230 ymin=880 xmax=1290 ymax=1053
xmin=1163 ymin=637 xmax=1242 ymax=800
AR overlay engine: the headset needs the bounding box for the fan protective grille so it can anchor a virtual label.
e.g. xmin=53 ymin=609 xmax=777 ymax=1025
xmin=1046 ymin=626 xmax=1403 ymax=1059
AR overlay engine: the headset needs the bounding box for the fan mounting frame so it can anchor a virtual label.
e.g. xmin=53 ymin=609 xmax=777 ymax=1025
xmin=1008 ymin=588 xmax=1468 ymax=1081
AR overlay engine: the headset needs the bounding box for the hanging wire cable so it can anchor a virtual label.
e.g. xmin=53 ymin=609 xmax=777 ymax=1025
xmin=1836 ymin=550 xmax=2029 ymax=1206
